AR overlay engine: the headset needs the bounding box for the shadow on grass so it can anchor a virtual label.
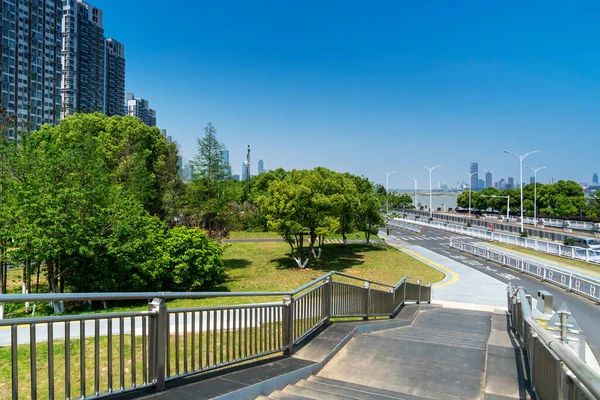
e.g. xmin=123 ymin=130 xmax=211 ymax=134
xmin=224 ymin=258 xmax=252 ymax=270
xmin=273 ymin=243 xmax=386 ymax=272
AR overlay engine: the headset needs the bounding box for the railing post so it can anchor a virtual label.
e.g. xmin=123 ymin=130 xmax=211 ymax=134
xmin=417 ymin=280 xmax=422 ymax=304
xmin=148 ymin=298 xmax=167 ymax=391
xmin=282 ymin=295 xmax=294 ymax=355
xmin=322 ymin=277 xmax=332 ymax=325
xmin=363 ymin=282 xmax=370 ymax=320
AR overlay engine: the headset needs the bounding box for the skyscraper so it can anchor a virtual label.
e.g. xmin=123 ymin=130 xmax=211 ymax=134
xmin=221 ymin=149 xmax=231 ymax=178
xmin=530 ymin=177 xmax=535 ymax=184
xmin=593 ymin=173 xmax=598 ymax=186
xmin=507 ymin=177 xmax=515 ymax=188
xmin=61 ymin=0 xmax=106 ymax=117
xmin=485 ymin=171 xmax=492 ymax=188
xmin=104 ymin=38 xmax=125 ymax=116
xmin=1 ymin=0 xmax=62 ymax=139
xmin=258 ymin=159 xmax=264 ymax=174
xmin=241 ymin=161 xmax=249 ymax=182
xmin=478 ymin=179 xmax=484 ymax=189
xmin=126 ymin=92 xmax=156 ymax=127
xmin=470 ymin=163 xmax=478 ymax=189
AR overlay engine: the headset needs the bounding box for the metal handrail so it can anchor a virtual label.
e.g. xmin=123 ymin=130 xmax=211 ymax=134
xmin=509 ymin=286 xmax=600 ymax=398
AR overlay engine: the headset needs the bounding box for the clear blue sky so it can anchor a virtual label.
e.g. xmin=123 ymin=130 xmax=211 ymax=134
xmin=99 ymin=0 xmax=600 ymax=189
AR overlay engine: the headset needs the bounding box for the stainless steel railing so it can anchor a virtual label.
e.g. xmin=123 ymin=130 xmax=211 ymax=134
xmin=449 ymin=239 xmax=600 ymax=303
xmin=507 ymin=284 xmax=600 ymax=399
xmin=0 ymin=270 xmax=431 ymax=399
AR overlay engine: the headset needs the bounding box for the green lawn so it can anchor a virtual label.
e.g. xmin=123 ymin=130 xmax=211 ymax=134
xmin=491 ymin=243 xmax=600 ymax=274
xmin=227 ymin=230 xmax=381 ymax=241
xmin=2 ymin=241 xmax=444 ymax=316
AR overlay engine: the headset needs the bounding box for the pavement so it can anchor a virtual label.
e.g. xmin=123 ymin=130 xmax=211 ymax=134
xmin=384 ymin=224 xmax=600 ymax=360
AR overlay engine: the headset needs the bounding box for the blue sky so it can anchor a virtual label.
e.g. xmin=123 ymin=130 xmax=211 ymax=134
xmin=99 ymin=0 xmax=600 ymax=189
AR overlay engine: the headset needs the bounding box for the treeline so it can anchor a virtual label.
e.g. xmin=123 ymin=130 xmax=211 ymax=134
xmin=0 ymin=114 xmax=225 ymax=304
xmin=455 ymin=181 xmax=594 ymax=219
xmin=0 ymin=114 xmax=392 ymax=303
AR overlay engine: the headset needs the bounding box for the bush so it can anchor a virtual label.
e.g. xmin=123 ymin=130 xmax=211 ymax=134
xmin=564 ymin=237 xmax=576 ymax=246
xmin=466 ymin=222 xmax=472 ymax=227
xmin=520 ymin=231 xmax=528 ymax=238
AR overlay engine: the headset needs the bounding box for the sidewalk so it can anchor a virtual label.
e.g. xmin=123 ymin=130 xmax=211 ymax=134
xmin=482 ymin=242 xmax=600 ymax=281
xmin=380 ymin=232 xmax=508 ymax=310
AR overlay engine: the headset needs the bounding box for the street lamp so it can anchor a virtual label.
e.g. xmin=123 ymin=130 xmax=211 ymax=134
xmin=502 ymin=149 xmax=540 ymax=232
xmin=527 ymin=166 xmax=546 ymax=226
xmin=383 ymin=171 xmax=396 ymax=213
xmin=409 ymin=178 xmax=418 ymax=208
xmin=481 ymin=194 xmax=510 ymax=222
xmin=420 ymin=165 xmax=442 ymax=218
xmin=465 ymin=172 xmax=477 ymax=216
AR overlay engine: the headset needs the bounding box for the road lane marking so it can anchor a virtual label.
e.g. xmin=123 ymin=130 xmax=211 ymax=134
xmin=389 ymin=244 xmax=459 ymax=288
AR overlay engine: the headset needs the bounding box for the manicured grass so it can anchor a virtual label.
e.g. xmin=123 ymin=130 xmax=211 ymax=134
xmin=491 ymin=243 xmax=600 ymax=274
xmin=227 ymin=231 xmax=282 ymax=239
xmin=2 ymin=242 xmax=444 ymax=316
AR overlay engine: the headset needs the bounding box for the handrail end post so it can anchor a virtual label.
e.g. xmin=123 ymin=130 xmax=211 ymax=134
xmin=148 ymin=298 xmax=167 ymax=391
xmin=282 ymin=295 xmax=294 ymax=355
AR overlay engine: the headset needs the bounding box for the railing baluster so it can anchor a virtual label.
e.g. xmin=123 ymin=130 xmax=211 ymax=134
xmin=191 ymin=312 xmax=196 ymax=371
xmin=175 ymin=312 xmax=180 ymax=375
xmin=30 ymin=324 xmax=37 ymax=400
xmin=108 ymin=318 xmax=113 ymax=391
xmin=142 ymin=316 xmax=147 ymax=385
xmin=183 ymin=312 xmax=188 ymax=374
xmin=120 ymin=317 xmax=125 ymax=389
xmin=219 ymin=309 xmax=224 ymax=364
xmin=65 ymin=322 xmax=70 ymax=399
xmin=205 ymin=310 xmax=210 ymax=368
xmin=48 ymin=322 xmax=54 ymax=400
xmin=232 ymin=308 xmax=237 ymax=360
xmin=95 ymin=319 xmax=100 ymax=395
xmin=226 ymin=309 xmax=231 ymax=362
xmin=131 ymin=316 xmax=136 ymax=386
xmin=199 ymin=311 xmax=204 ymax=370
xmin=11 ymin=325 xmax=18 ymax=400
xmin=213 ymin=310 xmax=217 ymax=365
xmin=80 ymin=321 xmax=85 ymax=398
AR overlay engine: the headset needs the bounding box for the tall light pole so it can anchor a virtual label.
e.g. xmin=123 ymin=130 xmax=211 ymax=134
xmin=420 ymin=165 xmax=442 ymax=218
xmin=528 ymin=166 xmax=546 ymax=226
xmin=409 ymin=178 xmax=418 ymax=208
xmin=383 ymin=171 xmax=396 ymax=213
xmin=502 ymin=149 xmax=539 ymax=233
xmin=465 ymin=172 xmax=477 ymax=215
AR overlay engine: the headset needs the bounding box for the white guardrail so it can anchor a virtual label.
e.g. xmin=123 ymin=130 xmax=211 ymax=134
xmin=481 ymin=213 xmax=597 ymax=231
xmin=451 ymin=240 xmax=600 ymax=303
xmin=391 ymin=218 xmax=600 ymax=265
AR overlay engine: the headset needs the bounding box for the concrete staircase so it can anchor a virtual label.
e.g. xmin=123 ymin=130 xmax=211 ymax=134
xmin=257 ymin=376 xmax=428 ymax=399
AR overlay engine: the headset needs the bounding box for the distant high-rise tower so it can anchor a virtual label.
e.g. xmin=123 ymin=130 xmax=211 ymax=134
xmin=104 ymin=38 xmax=125 ymax=116
xmin=62 ymin=0 xmax=106 ymax=117
xmin=593 ymin=173 xmax=598 ymax=186
xmin=530 ymin=177 xmax=535 ymax=184
xmin=478 ymin=179 xmax=484 ymax=189
xmin=1 ymin=0 xmax=62 ymax=140
xmin=221 ymin=149 xmax=231 ymax=178
xmin=470 ymin=163 xmax=478 ymax=189
xmin=258 ymin=159 xmax=264 ymax=174
xmin=126 ymin=92 xmax=156 ymax=127
xmin=549 ymin=177 xmax=554 ymax=184
xmin=507 ymin=177 xmax=515 ymax=188
xmin=485 ymin=171 xmax=492 ymax=188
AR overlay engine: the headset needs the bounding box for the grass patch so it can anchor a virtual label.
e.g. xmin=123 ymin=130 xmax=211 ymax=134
xmin=491 ymin=243 xmax=600 ymax=274
xmin=227 ymin=230 xmax=380 ymax=241
xmin=2 ymin=242 xmax=443 ymax=316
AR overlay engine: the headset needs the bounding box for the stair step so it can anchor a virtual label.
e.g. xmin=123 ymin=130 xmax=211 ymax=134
xmin=283 ymin=384 xmax=358 ymax=399
xmin=309 ymin=377 xmax=429 ymax=400
xmin=296 ymin=379 xmax=407 ymax=400
xmin=269 ymin=389 xmax=316 ymax=399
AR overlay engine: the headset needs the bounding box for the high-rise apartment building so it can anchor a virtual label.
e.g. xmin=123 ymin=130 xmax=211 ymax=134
xmin=485 ymin=171 xmax=492 ymax=188
xmin=126 ymin=92 xmax=156 ymax=127
xmin=530 ymin=177 xmax=535 ymax=184
xmin=593 ymin=173 xmax=598 ymax=186
xmin=61 ymin=0 xmax=106 ymax=117
xmin=258 ymin=159 xmax=264 ymax=174
xmin=104 ymin=38 xmax=125 ymax=116
xmin=1 ymin=0 xmax=62 ymax=139
xmin=470 ymin=162 xmax=478 ymax=189
xmin=221 ymin=149 xmax=231 ymax=177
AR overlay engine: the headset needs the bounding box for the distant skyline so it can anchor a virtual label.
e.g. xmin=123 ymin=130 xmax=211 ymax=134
xmin=99 ymin=0 xmax=600 ymax=187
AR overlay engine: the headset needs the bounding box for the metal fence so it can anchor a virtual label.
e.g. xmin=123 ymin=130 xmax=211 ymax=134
xmin=0 ymin=271 xmax=430 ymax=399
xmin=507 ymin=284 xmax=600 ymax=399
xmin=449 ymin=239 xmax=600 ymax=303
xmin=391 ymin=218 xmax=600 ymax=265
xmin=400 ymin=209 xmax=598 ymax=240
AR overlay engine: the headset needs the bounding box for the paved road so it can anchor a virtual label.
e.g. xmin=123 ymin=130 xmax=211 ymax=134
xmin=387 ymin=224 xmax=600 ymax=359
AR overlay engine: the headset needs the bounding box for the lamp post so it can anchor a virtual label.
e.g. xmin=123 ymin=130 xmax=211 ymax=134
xmin=481 ymin=194 xmax=510 ymax=222
xmin=420 ymin=165 xmax=442 ymax=218
xmin=465 ymin=172 xmax=477 ymax=216
xmin=502 ymin=149 xmax=539 ymax=232
xmin=527 ymin=166 xmax=546 ymax=226
xmin=409 ymin=178 xmax=418 ymax=208
xmin=383 ymin=171 xmax=396 ymax=213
